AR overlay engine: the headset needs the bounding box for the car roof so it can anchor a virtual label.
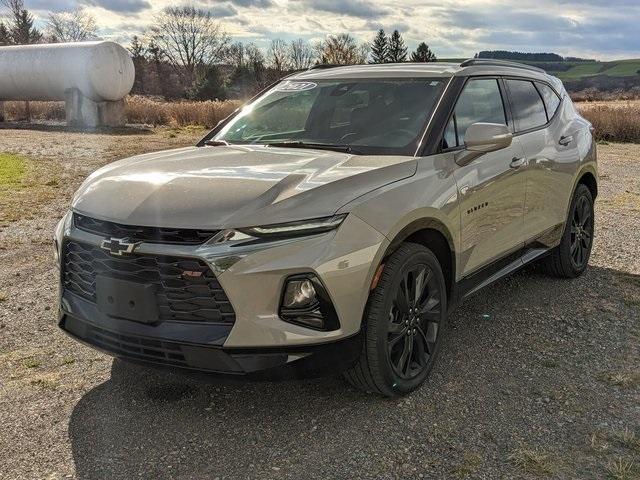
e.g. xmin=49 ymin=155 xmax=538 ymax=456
xmin=289 ymin=60 xmax=558 ymax=87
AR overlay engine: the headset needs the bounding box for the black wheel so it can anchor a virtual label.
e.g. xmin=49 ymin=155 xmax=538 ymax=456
xmin=541 ymin=183 xmax=594 ymax=278
xmin=344 ymin=243 xmax=447 ymax=397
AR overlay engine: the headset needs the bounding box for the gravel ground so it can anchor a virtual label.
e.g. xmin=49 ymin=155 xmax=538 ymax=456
xmin=0 ymin=125 xmax=638 ymax=480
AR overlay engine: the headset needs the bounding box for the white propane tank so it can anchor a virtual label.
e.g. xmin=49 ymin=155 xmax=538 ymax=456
xmin=0 ymin=41 xmax=134 ymax=102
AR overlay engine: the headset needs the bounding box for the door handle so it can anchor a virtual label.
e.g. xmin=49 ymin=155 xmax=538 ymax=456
xmin=510 ymin=157 xmax=526 ymax=169
xmin=559 ymin=135 xmax=573 ymax=146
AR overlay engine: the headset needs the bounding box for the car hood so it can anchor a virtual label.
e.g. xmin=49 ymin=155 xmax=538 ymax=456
xmin=71 ymin=145 xmax=417 ymax=229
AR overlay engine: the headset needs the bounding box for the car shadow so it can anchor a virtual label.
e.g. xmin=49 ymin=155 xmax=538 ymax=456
xmin=67 ymin=265 xmax=639 ymax=479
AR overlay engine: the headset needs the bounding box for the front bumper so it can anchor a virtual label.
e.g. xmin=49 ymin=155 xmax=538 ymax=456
xmin=57 ymin=213 xmax=387 ymax=376
xmin=60 ymin=312 xmax=362 ymax=378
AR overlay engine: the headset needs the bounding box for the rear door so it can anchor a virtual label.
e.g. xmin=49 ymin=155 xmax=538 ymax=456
xmin=504 ymin=78 xmax=578 ymax=244
xmin=445 ymin=78 xmax=528 ymax=276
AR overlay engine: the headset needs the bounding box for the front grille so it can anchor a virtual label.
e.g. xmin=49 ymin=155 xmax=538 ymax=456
xmin=86 ymin=324 xmax=187 ymax=366
xmin=74 ymin=214 xmax=219 ymax=245
xmin=62 ymin=240 xmax=236 ymax=324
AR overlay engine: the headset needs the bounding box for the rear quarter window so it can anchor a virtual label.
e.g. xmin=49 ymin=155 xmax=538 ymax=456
xmin=536 ymin=82 xmax=562 ymax=120
xmin=505 ymin=79 xmax=548 ymax=132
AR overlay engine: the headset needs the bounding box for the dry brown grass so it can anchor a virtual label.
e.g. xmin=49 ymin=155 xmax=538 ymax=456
xmin=3 ymin=100 xmax=66 ymax=121
xmin=577 ymin=104 xmax=640 ymax=143
xmin=508 ymin=446 xmax=558 ymax=476
xmin=3 ymin=96 xmax=241 ymax=128
xmin=125 ymin=95 xmax=239 ymax=126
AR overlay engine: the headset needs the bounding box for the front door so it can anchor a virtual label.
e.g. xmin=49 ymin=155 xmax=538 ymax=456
xmin=442 ymin=77 xmax=527 ymax=276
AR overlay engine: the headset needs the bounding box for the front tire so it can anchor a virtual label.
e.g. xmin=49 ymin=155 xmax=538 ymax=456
xmin=344 ymin=243 xmax=447 ymax=397
xmin=541 ymin=183 xmax=594 ymax=278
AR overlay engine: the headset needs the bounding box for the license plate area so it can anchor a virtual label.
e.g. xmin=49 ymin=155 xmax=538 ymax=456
xmin=96 ymin=276 xmax=159 ymax=324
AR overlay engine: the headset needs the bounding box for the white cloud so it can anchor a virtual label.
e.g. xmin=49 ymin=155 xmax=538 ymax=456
xmin=22 ymin=0 xmax=640 ymax=59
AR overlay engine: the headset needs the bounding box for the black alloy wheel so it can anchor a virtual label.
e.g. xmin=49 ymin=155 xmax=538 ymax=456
xmin=569 ymin=194 xmax=593 ymax=269
xmin=344 ymin=243 xmax=447 ymax=397
xmin=541 ymin=183 xmax=594 ymax=278
xmin=387 ymin=264 xmax=441 ymax=380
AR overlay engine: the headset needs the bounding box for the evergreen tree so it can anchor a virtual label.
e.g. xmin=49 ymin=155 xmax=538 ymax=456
xmin=9 ymin=5 xmax=42 ymax=44
xmin=0 ymin=22 xmax=11 ymax=45
xmin=370 ymin=29 xmax=388 ymax=64
xmin=128 ymin=35 xmax=146 ymax=94
xmin=411 ymin=42 xmax=437 ymax=62
xmin=128 ymin=35 xmax=145 ymax=60
xmin=187 ymin=65 xmax=227 ymax=101
xmin=387 ymin=30 xmax=407 ymax=63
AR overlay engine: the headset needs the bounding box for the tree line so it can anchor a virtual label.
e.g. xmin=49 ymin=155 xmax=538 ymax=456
xmin=0 ymin=2 xmax=439 ymax=101
xmin=475 ymin=50 xmax=594 ymax=63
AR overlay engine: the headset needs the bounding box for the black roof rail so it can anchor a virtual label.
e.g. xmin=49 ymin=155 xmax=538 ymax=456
xmin=459 ymin=58 xmax=546 ymax=74
xmin=308 ymin=63 xmax=343 ymax=70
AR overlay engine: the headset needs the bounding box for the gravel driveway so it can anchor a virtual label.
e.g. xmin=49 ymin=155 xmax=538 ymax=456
xmin=0 ymin=125 xmax=638 ymax=479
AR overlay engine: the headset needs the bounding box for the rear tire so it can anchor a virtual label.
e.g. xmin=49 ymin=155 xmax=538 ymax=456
xmin=344 ymin=243 xmax=447 ymax=397
xmin=541 ymin=183 xmax=594 ymax=278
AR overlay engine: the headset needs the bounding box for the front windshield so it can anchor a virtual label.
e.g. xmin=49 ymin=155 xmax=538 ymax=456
xmin=213 ymin=78 xmax=446 ymax=155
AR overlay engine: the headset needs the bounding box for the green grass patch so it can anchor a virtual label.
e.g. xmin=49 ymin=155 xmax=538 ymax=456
xmin=0 ymin=153 xmax=27 ymax=188
xmin=600 ymin=60 xmax=640 ymax=77
xmin=558 ymin=63 xmax=604 ymax=80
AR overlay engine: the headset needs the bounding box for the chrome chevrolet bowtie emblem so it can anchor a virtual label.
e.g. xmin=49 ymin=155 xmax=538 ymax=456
xmin=100 ymin=238 xmax=139 ymax=256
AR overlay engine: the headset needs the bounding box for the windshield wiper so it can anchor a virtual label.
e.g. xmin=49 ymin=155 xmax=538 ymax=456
xmin=204 ymin=139 xmax=230 ymax=147
xmin=265 ymin=141 xmax=362 ymax=155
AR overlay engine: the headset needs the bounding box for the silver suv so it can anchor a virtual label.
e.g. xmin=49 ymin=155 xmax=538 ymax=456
xmin=55 ymin=60 xmax=597 ymax=396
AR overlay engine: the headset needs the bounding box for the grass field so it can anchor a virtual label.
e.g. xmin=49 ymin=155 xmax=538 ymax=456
xmin=600 ymin=60 xmax=640 ymax=77
xmin=559 ymin=63 xmax=604 ymax=80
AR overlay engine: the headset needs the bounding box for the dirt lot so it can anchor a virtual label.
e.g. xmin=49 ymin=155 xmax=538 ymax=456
xmin=0 ymin=124 xmax=638 ymax=480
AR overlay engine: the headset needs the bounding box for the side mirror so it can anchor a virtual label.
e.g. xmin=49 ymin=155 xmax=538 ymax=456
xmin=455 ymin=123 xmax=512 ymax=166
xmin=465 ymin=123 xmax=513 ymax=152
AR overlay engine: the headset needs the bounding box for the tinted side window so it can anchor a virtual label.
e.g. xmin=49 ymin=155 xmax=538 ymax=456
xmin=454 ymin=79 xmax=506 ymax=145
xmin=506 ymin=79 xmax=547 ymax=131
xmin=443 ymin=116 xmax=457 ymax=149
xmin=536 ymin=82 xmax=561 ymax=120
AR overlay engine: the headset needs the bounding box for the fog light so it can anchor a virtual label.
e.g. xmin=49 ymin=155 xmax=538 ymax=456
xmin=279 ymin=275 xmax=339 ymax=331
xmin=283 ymin=278 xmax=317 ymax=309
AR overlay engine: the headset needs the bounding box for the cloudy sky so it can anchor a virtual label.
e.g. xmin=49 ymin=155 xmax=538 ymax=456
xmin=22 ymin=0 xmax=640 ymax=60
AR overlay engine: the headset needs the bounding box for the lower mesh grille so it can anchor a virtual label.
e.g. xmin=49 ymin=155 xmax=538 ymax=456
xmin=62 ymin=240 xmax=236 ymax=324
xmin=86 ymin=324 xmax=187 ymax=366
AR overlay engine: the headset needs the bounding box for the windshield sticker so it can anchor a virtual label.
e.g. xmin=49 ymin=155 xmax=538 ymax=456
xmin=276 ymin=81 xmax=318 ymax=92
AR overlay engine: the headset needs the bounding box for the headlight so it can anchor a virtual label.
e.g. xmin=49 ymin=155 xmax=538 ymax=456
xmin=237 ymin=214 xmax=347 ymax=239
xmin=53 ymin=210 xmax=71 ymax=268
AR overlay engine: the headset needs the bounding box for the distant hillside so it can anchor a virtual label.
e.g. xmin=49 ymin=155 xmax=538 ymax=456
xmin=437 ymin=55 xmax=640 ymax=93
xmin=476 ymin=50 xmax=570 ymax=62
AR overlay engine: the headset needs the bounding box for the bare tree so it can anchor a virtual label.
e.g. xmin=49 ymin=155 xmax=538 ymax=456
xmin=268 ymin=38 xmax=290 ymax=72
xmin=148 ymin=6 xmax=229 ymax=79
xmin=316 ymin=34 xmax=368 ymax=65
xmin=245 ymin=42 xmax=266 ymax=84
xmin=289 ymin=38 xmax=315 ymax=70
xmin=46 ymin=8 xmax=97 ymax=42
xmin=224 ymin=41 xmax=246 ymax=69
